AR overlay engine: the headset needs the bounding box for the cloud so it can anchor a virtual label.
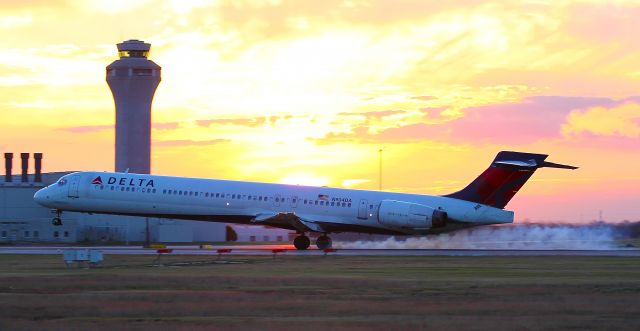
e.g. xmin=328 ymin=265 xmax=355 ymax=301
xmin=152 ymin=122 xmax=181 ymax=130
xmin=337 ymin=110 xmax=406 ymax=120
xmin=154 ymin=139 xmax=231 ymax=147
xmin=411 ymin=96 xmax=437 ymax=101
xmin=60 ymin=122 xmax=181 ymax=133
xmin=196 ymin=117 xmax=269 ymax=127
xmin=442 ymin=95 xmax=619 ymax=144
xmin=59 ymin=124 xmax=113 ymax=133
xmin=0 ymin=13 xmax=32 ymax=29
xmin=317 ymin=96 xmax=626 ymax=144
xmin=563 ymin=102 xmax=640 ymax=138
xmin=195 ymin=115 xmax=310 ymax=128
xmin=565 ymin=3 xmax=640 ymax=48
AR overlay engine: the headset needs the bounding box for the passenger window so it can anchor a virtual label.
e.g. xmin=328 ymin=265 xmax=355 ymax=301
xmin=348 ymin=203 xmax=352 ymax=207
xmin=331 ymin=202 xmax=335 ymax=206
xmin=342 ymin=203 xmax=346 ymax=207
xmin=232 ymin=194 xmax=236 ymax=199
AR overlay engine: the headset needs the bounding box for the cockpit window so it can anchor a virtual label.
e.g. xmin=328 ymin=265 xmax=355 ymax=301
xmin=57 ymin=179 xmax=67 ymax=186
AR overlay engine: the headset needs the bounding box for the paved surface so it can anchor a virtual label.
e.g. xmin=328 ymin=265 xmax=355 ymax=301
xmin=1 ymin=245 xmax=639 ymax=257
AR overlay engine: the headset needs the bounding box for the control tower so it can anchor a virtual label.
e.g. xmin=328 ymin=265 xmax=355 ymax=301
xmin=106 ymin=39 xmax=161 ymax=174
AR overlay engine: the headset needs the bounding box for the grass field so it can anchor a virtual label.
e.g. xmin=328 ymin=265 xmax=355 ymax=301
xmin=0 ymin=254 xmax=639 ymax=330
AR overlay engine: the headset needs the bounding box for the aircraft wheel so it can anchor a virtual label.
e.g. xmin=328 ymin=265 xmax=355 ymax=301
xmin=316 ymin=235 xmax=332 ymax=250
xmin=293 ymin=235 xmax=310 ymax=250
xmin=52 ymin=217 xmax=62 ymax=226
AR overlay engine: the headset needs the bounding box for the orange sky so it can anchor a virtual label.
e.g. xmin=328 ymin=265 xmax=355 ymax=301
xmin=1 ymin=0 xmax=639 ymax=221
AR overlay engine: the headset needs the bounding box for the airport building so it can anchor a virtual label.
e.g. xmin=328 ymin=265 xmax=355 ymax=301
xmin=0 ymin=153 xmax=229 ymax=243
xmin=1 ymin=40 xmax=290 ymax=244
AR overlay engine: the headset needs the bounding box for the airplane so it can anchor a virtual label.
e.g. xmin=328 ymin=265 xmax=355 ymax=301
xmin=33 ymin=151 xmax=577 ymax=250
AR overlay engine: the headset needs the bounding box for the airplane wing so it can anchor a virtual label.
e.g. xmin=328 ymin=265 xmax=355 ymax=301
xmin=251 ymin=212 xmax=326 ymax=233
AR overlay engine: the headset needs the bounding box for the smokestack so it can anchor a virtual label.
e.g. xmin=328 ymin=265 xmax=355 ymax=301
xmin=20 ymin=153 xmax=28 ymax=183
xmin=34 ymin=153 xmax=42 ymax=183
xmin=4 ymin=153 xmax=12 ymax=183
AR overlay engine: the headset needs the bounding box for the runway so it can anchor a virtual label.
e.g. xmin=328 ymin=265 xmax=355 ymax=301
xmin=1 ymin=245 xmax=639 ymax=257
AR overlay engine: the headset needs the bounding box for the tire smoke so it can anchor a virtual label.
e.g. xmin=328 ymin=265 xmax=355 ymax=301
xmin=335 ymin=222 xmax=639 ymax=250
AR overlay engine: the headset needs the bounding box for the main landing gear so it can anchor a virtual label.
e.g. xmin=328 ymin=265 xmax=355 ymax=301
xmin=315 ymin=235 xmax=332 ymax=250
xmin=293 ymin=234 xmax=333 ymax=250
xmin=52 ymin=209 xmax=63 ymax=226
xmin=293 ymin=235 xmax=310 ymax=250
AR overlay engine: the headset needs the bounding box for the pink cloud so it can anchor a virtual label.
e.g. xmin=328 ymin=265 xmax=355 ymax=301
xmin=445 ymin=96 xmax=616 ymax=144
xmin=60 ymin=124 xmax=112 ymax=133
xmin=318 ymin=96 xmax=640 ymax=145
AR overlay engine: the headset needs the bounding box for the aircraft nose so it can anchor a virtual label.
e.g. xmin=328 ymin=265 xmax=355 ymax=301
xmin=33 ymin=188 xmax=50 ymax=207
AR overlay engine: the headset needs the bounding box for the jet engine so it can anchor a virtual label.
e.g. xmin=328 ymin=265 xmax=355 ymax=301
xmin=378 ymin=200 xmax=447 ymax=229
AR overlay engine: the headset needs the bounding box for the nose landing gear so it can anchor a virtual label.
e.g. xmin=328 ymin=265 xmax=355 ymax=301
xmin=51 ymin=210 xmax=63 ymax=226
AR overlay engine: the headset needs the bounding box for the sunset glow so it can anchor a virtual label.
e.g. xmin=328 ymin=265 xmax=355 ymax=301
xmin=1 ymin=1 xmax=639 ymax=221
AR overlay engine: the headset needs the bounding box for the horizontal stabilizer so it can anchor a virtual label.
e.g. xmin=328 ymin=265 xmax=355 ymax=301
xmin=541 ymin=161 xmax=578 ymax=170
xmin=494 ymin=159 xmax=578 ymax=170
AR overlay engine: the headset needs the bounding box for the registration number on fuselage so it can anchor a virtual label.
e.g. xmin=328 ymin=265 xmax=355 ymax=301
xmin=331 ymin=197 xmax=352 ymax=203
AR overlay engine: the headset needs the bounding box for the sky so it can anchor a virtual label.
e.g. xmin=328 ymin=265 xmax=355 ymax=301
xmin=1 ymin=0 xmax=639 ymax=222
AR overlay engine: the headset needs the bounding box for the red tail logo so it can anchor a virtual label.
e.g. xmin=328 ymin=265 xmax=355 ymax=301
xmin=91 ymin=176 xmax=103 ymax=185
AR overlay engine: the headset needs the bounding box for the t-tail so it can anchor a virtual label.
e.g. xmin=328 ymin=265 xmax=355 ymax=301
xmin=444 ymin=151 xmax=577 ymax=209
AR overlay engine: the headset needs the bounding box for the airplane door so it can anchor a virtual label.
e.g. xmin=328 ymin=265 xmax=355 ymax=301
xmin=358 ymin=199 xmax=368 ymax=219
xmin=290 ymin=196 xmax=299 ymax=209
xmin=68 ymin=175 xmax=80 ymax=198
xmin=273 ymin=194 xmax=281 ymax=207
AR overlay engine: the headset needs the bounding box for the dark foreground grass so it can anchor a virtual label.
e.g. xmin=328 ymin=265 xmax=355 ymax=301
xmin=0 ymin=254 xmax=639 ymax=331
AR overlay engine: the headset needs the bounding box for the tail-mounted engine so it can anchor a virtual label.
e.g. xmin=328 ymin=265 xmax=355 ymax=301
xmin=378 ymin=200 xmax=447 ymax=229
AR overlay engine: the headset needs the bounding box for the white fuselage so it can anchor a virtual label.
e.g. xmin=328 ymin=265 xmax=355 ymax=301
xmin=34 ymin=171 xmax=513 ymax=235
